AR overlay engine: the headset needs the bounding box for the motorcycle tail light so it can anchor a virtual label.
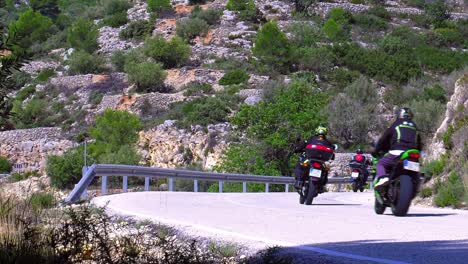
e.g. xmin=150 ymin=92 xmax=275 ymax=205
xmin=312 ymin=162 xmax=321 ymax=169
xmin=355 ymin=154 xmax=363 ymax=162
xmin=409 ymin=152 xmax=420 ymax=160
xmin=353 ymin=169 xmax=359 ymax=172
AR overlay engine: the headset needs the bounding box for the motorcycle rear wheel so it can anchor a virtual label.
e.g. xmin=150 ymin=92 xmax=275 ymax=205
xmin=352 ymin=181 xmax=358 ymax=192
xmin=391 ymin=175 xmax=413 ymax=216
xmin=305 ymin=180 xmax=316 ymax=205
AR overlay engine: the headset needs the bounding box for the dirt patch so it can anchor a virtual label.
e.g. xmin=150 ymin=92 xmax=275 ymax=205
xmin=195 ymin=29 xmax=214 ymax=45
xmin=92 ymin=74 xmax=110 ymax=83
xmin=165 ymin=69 xmax=197 ymax=91
xmin=154 ymin=19 xmax=177 ymax=39
xmin=175 ymin=4 xmax=209 ymax=15
xmin=117 ymin=94 xmax=138 ymax=110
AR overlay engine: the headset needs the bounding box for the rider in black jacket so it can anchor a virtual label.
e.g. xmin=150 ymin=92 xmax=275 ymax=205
xmin=372 ymin=108 xmax=422 ymax=191
xmin=293 ymin=126 xmax=335 ymax=192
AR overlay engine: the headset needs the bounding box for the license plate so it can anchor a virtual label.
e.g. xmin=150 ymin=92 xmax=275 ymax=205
xmin=351 ymin=172 xmax=359 ymax=178
xmin=404 ymin=160 xmax=420 ymax=172
xmin=309 ymin=169 xmax=322 ymax=178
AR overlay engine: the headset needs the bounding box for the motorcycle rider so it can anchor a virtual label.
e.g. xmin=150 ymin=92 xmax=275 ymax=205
xmin=293 ymin=126 xmax=335 ymax=193
xmin=372 ymin=108 xmax=422 ymax=191
xmin=350 ymin=148 xmax=371 ymax=185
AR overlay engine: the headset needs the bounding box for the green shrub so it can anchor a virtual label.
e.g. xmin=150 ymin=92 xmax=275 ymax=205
xmin=147 ymin=0 xmax=171 ymax=13
xmin=0 ymin=157 xmax=11 ymax=173
xmin=380 ymin=36 xmax=410 ymax=55
xmin=125 ymin=61 xmax=167 ymax=92
xmin=15 ymin=85 xmax=36 ymax=102
xmin=252 ymin=21 xmax=291 ymax=74
xmin=29 ymin=191 xmax=55 ymax=211
xmin=10 ymin=171 xmax=40 ymax=182
xmin=288 ymin=22 xmax=323 ymax=48
xmin=226 ymin=0 xmax=260 ymax=23
xmin=102 ymin=11 xmax=128 ymax=27
xmin=425 ymin=28 xmax=464 ymax=48
xmin=169 ymin=96 xmax=232 ymax=127
xmin=36 ymin=68 xmax=55 ymax=83
xmin=142 ymin=36 xmax=191 ymax=68
xmin=368 ymin=6 xmax=391 ymax=20
xmin=408 ymin=99 xmax=445 ymax=135
xmin=328 ymin=7 xmax=353 ymax=24
xmin=354 ymin=14 xmax=387 ymax=31
xmin=388 ymin=26 xmax=423 ymax=47
xmin=102 ymin=0 xmax=131 ymax=16
xmin=414 ymin=45 xmax=468 ymax=73
xmin=219 ymin=69 xmax=250 ymax=85
xmin=119 ymin=20 xmax=153 ymax=40
xmin=435 ymin=172 xmax=465 ymax=208
xmin=323 ymin=68 xmax=360 ymax=93
xmin=67 ymin=18 xmax=99 ymax=53
xmin=422 ymin=83 xmax=446 ymax=103
xmin=47 ymin=146 xmax=89 ymax=189
xmin=323 ymin=19 xmax=347 ymax=41
xmin=67 ymin=51 xmax=107 ymax=74
xmin=111 ymin=50 xmax=127 ymax=72
xmin=423 ymin=156 xmax=446 ymax=177
xmin=88 ymin=90 xmax=104 ymax=105
xmin=11 ymin=97 xmax=58 ymax=128
xmin=420 ymin=187 xmax=433 ymax=198
xmin=424 ymin=0 xmax=450 ymax=27
xmin=89 ymin=109 xmax=142 ymax=161
xmin=183 ymin=82 xmax=214 ymax=96
xmin=29 ymin=0 xmax=61 ymax=19
xmin=8 ymin=9 xmax=53 ymax=51
xmin=176 ymin=18 xmax=209 ymax=41
xmin=190 ymin=6 xmax=221 ymax=25
xmin=226 ymin=0 xmax=253 ymax=11
xmin=295 ymin=46 xmax=334 ymax=72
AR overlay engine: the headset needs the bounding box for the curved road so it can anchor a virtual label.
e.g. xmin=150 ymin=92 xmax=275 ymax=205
xmin=93 ymin=192 xmax=468 ymax=264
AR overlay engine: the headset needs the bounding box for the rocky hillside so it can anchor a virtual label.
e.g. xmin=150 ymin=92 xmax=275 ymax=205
xmin=0 ymin=0 xmax=467 ymax=201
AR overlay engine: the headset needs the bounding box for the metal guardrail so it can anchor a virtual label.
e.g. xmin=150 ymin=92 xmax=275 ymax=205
xmin=65 ymin=164 xmax=367 ymax=204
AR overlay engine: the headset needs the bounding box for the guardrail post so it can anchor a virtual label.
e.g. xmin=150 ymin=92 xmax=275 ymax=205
xmin=144 ymin=177 xmax=150 ymax=191
xmin=219 ymin=181 xmax=223 ymax=193
xmin=285 ymin=184 xmax=289 ymax=193
xmin=169 ymin=178 xmax=174 ymax=192
xmin=101 ymin=176 xmax=107 ymax=196
xmin=194 ymin=180 xmax=198 ymax=192
xmin=265 ymin=183 xmax=269 ymax=193
xmin=123 ymin=176 xmax=128 ymax=192
xmin=338 ymin=183 xmax=342 ymax=192
xmin=243 ymin=182 xmax=247 ymax=193
xmin=81 ymin=188 xmax=87 ymax=200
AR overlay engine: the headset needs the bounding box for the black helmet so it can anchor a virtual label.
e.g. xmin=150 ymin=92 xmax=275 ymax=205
xmin=396 ymin=107 xmax=413 ymax=120
xmin=356 ymin=149 xmax=363 ymax=154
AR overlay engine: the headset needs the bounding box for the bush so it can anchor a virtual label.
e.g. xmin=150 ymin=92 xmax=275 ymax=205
xmin=420 ymin=187 xmax=432 ymax=198
xmin=424 ymin=0 xmax=450 ymax=27
xmin=11 ymin=96 xmax=59 ymax=128
xmin=408 ymin=99 xmax=445 ymax=135
xmin=423 ymin=156 xmax=446 ymax=177
xmin=142 ymin=36 xmax=191 ymax=68
xmin=226 ymin=0 xmax=260 ymax=23
xmin=102 ymin=0 xmax=131 ymax=16
xmin=252 ymin=21 xmax=291 ymax=74
xmin=295 ymin=46 xmax=334 ymax=72
xmin=119 ymin=20 xmax=154 ymax=41
xmin=288 ymin=22 xmax=323 ymax=48
xmin=176 ymin=18 xmax=209 ymax=41
xmin=36 ymin=68 xmax=55 ymax=83
xmin=190 ymin=6 xmax=221 ymax=25
xmin=88 ymin=90 xmax=104 ymax=105
xmin=8 ymin=9 xmax=53 ymax=50
xmin=29 ymin=192 xmax=55 ymax=211
xmin=434 ymin=172 xmax=465 ymax=208
xmin=169 ymin=96 xmax=232 ymax=127
xmin=0 ymin=157 xmax=11 ymax=173
xmin=328 ymin=7 xmax=353 ymax=24
xmin=380 ymin=36 xmax=410 ymax=55
xmin=67 ymin=51 xmax=107 ymax=75
xmin=67 ymin=18 xmax=99 ymax=53
xmin=368 ymin=6 xmax=391 ymax=20
xmin=102 ymin=11 xmax=128 ymax=27
xmin=354 ymin=14 xmax=387 ymax=31
xmin=147 ymin=0 xmax=171 ymax=13
xmin=422 ymin=83 xmax=446 ymax=103
xmin=183 ymin=82 xmax=214 ymax=96
xmin=414 ymin=45 xmax=468 ymax=74
xmin=125 ymin=61 xmax=167 ymax=92
xmin=323 ymin=19 xmax=347 ymax=41
xmin=10 ymin=171 xmax=40 ymax=182
xmin=219 ymin=69 xmax=250 ymax=85
xmin=425 ymin=28 xmax=464 ymax=48
xmin=111 ymin=50 xmax=127 ymax=72
xmin=47 ymin=146 xmax=89 ymax=188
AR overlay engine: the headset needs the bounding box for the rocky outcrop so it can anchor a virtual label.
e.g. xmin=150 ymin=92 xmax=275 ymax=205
xmin=21 ymin=60 xmax=60 ymax=75
xmin=426 ymin=74 xmax=468 ymax=161
xmin=98 ymin=26 xmax=140 ymax=53
xmin=139 ymin=121 xmax=231 ymax=170
xmin=0 ymin=128 xmax=75 ymax=174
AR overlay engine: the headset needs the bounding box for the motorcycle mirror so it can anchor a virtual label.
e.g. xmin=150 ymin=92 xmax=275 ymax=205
xmin=333 ymin=144 xmax=339 ymax=151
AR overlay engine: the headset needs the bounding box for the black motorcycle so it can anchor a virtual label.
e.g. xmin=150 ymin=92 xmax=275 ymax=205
xmin=374 ymin=149 xmax=424 ymax=216
xmin=349 ymin=160 xmax=366 ymax=192
xmin=298 ymin=158 xmax=329 ymax=205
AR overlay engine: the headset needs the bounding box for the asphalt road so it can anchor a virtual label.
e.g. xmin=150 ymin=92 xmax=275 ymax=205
xmin=93 ymin=192 xmax=468 ymax=264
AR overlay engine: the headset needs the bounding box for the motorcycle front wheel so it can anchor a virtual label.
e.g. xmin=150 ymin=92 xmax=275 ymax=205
xmin=374 ymin=197 xmax=386 ymax=214
xmin=391 ymin=175 xmax=413 ymax=216
xmin=305 ymin=179 xmax=316 ymax=205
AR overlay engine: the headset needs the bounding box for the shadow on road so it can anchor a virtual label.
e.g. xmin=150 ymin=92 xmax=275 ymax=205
xmin=401 ymin=213 xmax=456 ymax=217
xmin=285 ymin=239 xmax=468 ymax=264
xmin=310 ymin=203 xmax=362 ymax=206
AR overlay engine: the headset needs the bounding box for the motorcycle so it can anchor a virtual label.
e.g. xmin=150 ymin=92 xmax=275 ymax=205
xmin=373 ymin=149 xmax=424 ymax=216
xmin=297 ymin=158 xmax=329 ymax=205
xmin=349 ymin=160 xmax=366 ymax=192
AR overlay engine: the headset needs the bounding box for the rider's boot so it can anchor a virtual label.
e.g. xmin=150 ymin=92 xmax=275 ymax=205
xmin=374 ymin=175 xmax=390 ymax=193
